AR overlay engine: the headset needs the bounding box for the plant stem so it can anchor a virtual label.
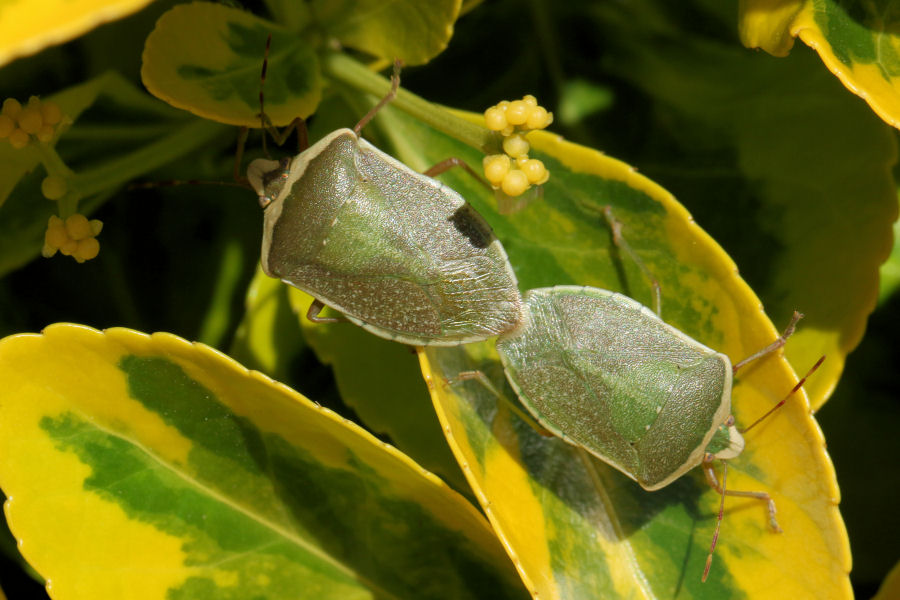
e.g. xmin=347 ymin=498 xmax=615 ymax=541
xmin=321 ymin=52 xmax=494 ymax=153
xmin=70 ymin=119 xmax=229 ymax=198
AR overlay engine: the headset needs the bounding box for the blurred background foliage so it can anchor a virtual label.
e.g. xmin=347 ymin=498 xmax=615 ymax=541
xmin=0 ymin=0 xmax=897 ymax=597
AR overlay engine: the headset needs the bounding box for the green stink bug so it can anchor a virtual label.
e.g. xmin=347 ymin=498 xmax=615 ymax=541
xmin=247 ymin=130 xmax=523 ymax=346
xmin=245 ymin=46 xmax=524 ymax=347
xmin=482 ymin=227 xmax=820 ymax=580
xmin=449 ymin=207 xmax=821 ymax=582
xmin=493 ymin=286 xmax=811 ymax=494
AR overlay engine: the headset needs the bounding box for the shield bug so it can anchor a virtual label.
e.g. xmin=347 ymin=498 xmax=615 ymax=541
xmin=246 ymin=43 xmax=523 ymax=346
xmin=462 ymin=207 xmax=821 ymax=581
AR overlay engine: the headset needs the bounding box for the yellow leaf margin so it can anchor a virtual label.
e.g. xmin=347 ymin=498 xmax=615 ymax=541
xmin=740 ymin=0 xmax=900 ymax=129
xmin=0 ymin=0 xmax=154 ymax=67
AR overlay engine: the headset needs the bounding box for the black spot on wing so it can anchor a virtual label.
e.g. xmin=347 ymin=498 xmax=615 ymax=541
xmin=448 ymin=204 xmax=493 ymax=250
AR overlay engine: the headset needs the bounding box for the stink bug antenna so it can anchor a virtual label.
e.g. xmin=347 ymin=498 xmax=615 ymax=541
xmin=739 ymin=355 xmax=826 ymax=434
xmin=354 ymin=59 xmax=402 ymax=136
xmin=702 ymin=459 xmax=728 ymax=583
xmin=259 ymin=34 xmax=271 ymax=157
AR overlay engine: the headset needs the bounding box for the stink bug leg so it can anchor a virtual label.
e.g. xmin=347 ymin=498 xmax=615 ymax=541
xmin=451 ymin=370 xmax=553 ymax=437
xmin=306 ymin=298 xmax=344 ymax=324
xmin=700 ymin=356 xmax=825 ymax=581
xmin=602 ymin=206 xmax=662 ymax=317
xmin=732 ymin=310 xmax=803 ymax=373
xmin=255 ymin=34 xmax=308 ymax=157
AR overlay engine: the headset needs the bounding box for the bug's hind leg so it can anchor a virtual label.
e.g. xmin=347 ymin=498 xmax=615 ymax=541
xmin=449 ymin=370 xmax=553 ymax=437
xmin=601 ymin=206 xmax=662 ymax=317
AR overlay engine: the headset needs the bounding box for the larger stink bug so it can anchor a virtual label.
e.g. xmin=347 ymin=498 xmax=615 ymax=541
xmin=245 ymin=46 xmax=524 ymax=347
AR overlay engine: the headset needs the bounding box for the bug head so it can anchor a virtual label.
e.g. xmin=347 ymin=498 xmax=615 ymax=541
xmin=704 ymin=416 xmax=745 ymax=461
xmin=247 ymin=156 xmax=292 ymax=209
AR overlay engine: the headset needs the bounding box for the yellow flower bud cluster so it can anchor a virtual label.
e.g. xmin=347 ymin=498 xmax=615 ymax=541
xmin=43 ymin=214 xmax=103 ymax=263
xmin=0 ymin=96 xmax=63 ymax=149
xmin=482 ymin=95 xmax=553 ymax=197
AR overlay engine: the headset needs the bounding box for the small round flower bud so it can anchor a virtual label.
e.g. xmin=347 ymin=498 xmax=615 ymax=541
xmin=17 ymin=107 xmax=42 ymax=134
xmin=41 ymin=176 xmax=67 ymax=200
xmin=8 ymin=129 xmax=30 ymax=149
xmin=484 ymin=106 xmax=508 ymax=131
xmin=501 ymin=170 xmax=530 ymax=196
xmin=526 ymin=106 xmax=552 ymax=130
xmin=60 ymin=239 xmax=78 ymax=256
xmin=75 ymin=237 xmax=100 ymax=262
xmin=65 ymin=214 xmax=93 ymax=240
xmin=483 ymin=154 xmax=511 ymax=186
xmin=502 ymin=133 xmax=530 ymax=158
xmin=505 ymin=100 xmax=530 ymax=126
xmin=41 ymin=102 xmax=62 ymax=125
xmin=2 ymin=98 xmax=22 ymax=118
xmin=45 ymin=216 xmax=68 ymax=248
xmin=518 ymin=158 xmax=549 ymax=184
xmin=0 ymin=115 xmax=13 ymax=138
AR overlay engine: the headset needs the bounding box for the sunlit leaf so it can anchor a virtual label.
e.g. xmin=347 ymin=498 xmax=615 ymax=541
xmin=365 ymin=106 xmax=850 ymax=597
xmin=229 ymin=268 xmax=309 ymax=382
xmin=0 ymin=324 xmax=527 ymax=599
xmin=0 ymin=0 xmax=154 ymax=67
xmin=600 ymin=3 xmax=897 ymax=409
xmin=314 ymin=0 xmax=462 ymax=65
xmin=740 ymin=0 xmax=900 ymax=130
xmin=141 ymin=2 xmax=322 ymax=127
xmin=287 ymin=287 xmax=471 ymax=495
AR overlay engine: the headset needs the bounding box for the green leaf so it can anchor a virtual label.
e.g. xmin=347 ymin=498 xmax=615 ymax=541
xmin=740 ymin=0 xmax=900 ymax=130
xmin=599 ymin=3 xmax=897 ymax=410
xmin=363 ymin=106 xmax=851 ymax=597
xmin=287 ymin=287 xmax=472 ymax=495
xmin=0 ymin=324 xmax=528 ymax=599
xmin=141 ymin=2 xmax=322 ymax=127
xmin=314 ymin=0 xmax=462 ymax=65
xmin=878 ymin=194 xmax=900 ymax=303
xmin=229 ymin=268 xmax=309 ymax=382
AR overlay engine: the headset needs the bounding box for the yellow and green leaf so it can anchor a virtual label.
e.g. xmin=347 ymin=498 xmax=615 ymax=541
xmin=140 ymin=3 xmax=322 ymax=128
xmin=313 ymin=0 xmax=462 ymax=66
xmin=0 ymin=0 xmax=154 ymax=67
xmin=229 ymin=269 xmax=310 ymax=382
xmin=597 ymin=2 xmax=897 ymax=409
xmin=740 ymin=0 xmax=900 ymax=130
xmin=0 ymin=324 xmax=528 ymax=599
xmin=287 ymin=286 xmax=471 ymax=495
xmin=355 ymin=106 xmax=852 ymax=597
xmin=140 ymin=1 xmax=461 ymax=127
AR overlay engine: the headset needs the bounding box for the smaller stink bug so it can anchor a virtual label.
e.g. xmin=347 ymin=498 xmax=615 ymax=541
xmin=458 ymin=207 xmax=822 ymax=581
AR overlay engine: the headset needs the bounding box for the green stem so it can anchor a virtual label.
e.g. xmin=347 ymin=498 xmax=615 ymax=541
xmin=70 ymin=119 xmax=229 ymax=198
xmin=321 ymin=52 xmax=494 ymax=153
xmin=35 ymin=143 xmax=75 ymax=178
